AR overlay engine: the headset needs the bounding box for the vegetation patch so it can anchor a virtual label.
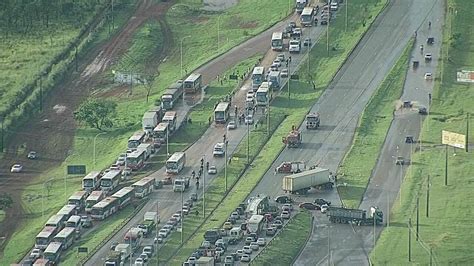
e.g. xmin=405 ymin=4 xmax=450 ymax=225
xmin=373 ymin=0 xmax=474 ymax=264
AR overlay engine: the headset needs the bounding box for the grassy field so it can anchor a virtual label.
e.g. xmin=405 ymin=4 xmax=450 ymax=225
xmin=337 ymin=39 xmax=414 ymax=208
xmin=372 ymin=0 xmax=474 ymax=264
xmin=252 ymin=212 xmax=312 ymax=265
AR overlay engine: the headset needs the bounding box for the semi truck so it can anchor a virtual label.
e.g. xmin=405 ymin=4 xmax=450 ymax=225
xmin=138 ymin=212 xmax=158 ymax=237
xmin=173 ymin=177 xmax=190 ymax=192
xmin=161 ymin=81 xmax=184 ymax=110
xmin=282 ymin=127 xmax=302 ymax=148
xmin=276 ymin=161 xmax=306 ymax=174
xmin=282 ymin=167 xmax=333 ymax=194
xmin=123 ymin=228 xmax=143 ymax=252
xmin=105 ymin=243 xmax=131 ymax=266
xmin=142 ymin=111 xmax=159 ymax=134
xmin=306 ymin=112 xmax=320 ymax=129
xmin=327 ymin=206 xmax=384 ymax=226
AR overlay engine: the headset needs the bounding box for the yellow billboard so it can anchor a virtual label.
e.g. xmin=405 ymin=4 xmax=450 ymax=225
xmin=442 ymin=130 xmax=466 ymax=149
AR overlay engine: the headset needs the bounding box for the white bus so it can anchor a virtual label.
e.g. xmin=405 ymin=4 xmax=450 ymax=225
xmin=271 ymin=32 xmax=284 ymax=51
xmin=57 ymin=204 xmax=77 ymax=220
xmin=183 ymin=73 xmax=202 ymax=93
xmin=91 ymin=197 xmax=119 ymax=220
xmin=67 ymin=190 xmax=88 ymax=212
xmin=162 ymin=111 xmax=177 ymax=132
xmin=132 ymin=177 xmax=155 ymax=198
xmin=128 ymin=131 xmax=147 ymax=149
xmin=100 ymin=170 xmax=122 ymax=193
xmin=82 ymin=171 xmax=101 ymax=192
xmin=251 ymin=67 xmax=265 ymax=89
xmin=66 ymin=215 xmax=82 ymax=233
xmin=85 ymin=190 xmax=106 ymax=213
xmin=45 ymin=214 xmax=66 ymax=232
xmin=35 ymin=226 xmax=57 ymax=250
xmin=53 ymin=227 xmax=76 ymax=250
xmin=152 ymin=122 xmax=169 ymax=148
xmin=300 ymin=7 xmax=314 ymax=27
xmin=126 ymin=149 xmax=146 ymax=171
xmin=214 ymin=102 xmax=231 ymax=124
xmin=111 ymin=186 xmax=134 ymax=209
xmin=43 ymin=242 xmax=62 ymax=264
xmin=256 ymin=83 xmax=272 ymax=106
xmin=248 ymin=214 xmax=265 ymax=234
xmin=166 ymin=152 xmax=186 ymax=174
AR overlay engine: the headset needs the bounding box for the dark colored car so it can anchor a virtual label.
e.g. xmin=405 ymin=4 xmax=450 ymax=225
xmin=275 ymin=195 xmax=293 ymax=204
xmin=418 ymin=107 xmax=428 ymax=115
xmin=314 ymin=198 xmax=331 ymax=206
xmin=299 ymin=202 xmax=321 ymax=210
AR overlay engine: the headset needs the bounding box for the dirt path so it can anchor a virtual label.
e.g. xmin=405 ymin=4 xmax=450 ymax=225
xmin=0 ymin=0 xmax=174 ymax=254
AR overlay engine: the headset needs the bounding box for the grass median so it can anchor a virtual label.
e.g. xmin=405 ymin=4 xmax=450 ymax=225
xmin=372 ymin=0 xmax=474 ymax=264
xmin=337 ymin=39 xmax=414 ymax=208
xmin=252 ymin=211 xmax=311 ymax=265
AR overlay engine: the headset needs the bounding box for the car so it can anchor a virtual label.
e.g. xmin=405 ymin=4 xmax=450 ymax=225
xmin=122 ymin=167 xmax=132 ymax=179
xmin=27 ymin=151 xmax=37 ymax=159
xmin=246 ymin=90 xmax=255 ymax=98
xmin=29 ymin=248 xmax=42 ymax=260
xmin=289 ymin=21 xmax=296 ymax=28
xmin=216 ymin=246 xmax=225 ymax=255
xmin=208 ymin=165 xmax=217 ymax=175
xmin=188 ymin=257 xmax=197 ymax=265
xmin=282 ymin=203 xmax=293 ymax=212
xmin=314 ymin=198 xmax=331 ymax=206
xmin=224 ymin=255 xmax=234 ymax=264
xmin=201 ymin=240 xmax=211 ymax=248
xmin=245 ymin=236 xmax=254 ymax=245
xmin=139 ymin=253 xmax=149 ymax=262
xmin=236 ymin=249 xmax=244 ymax=260
xmin=134 ymin=257 xmax=144 ymax=266
xmin=10 ymin=164 xmax=23 ymax=173
xmin=230 ymin=211 xmax=240 ymax=220
xmin=275 ymin=195 xmax=293 ymax=204
xmin=110 ymin=241 xmax=119 ymax=250
xmin=163 ymin=224 xmax=173 ymax=231
xmin=240 ymin=254 xmax=251 ymax=262
xmin=424 ymin=53 xmax=432 ymax=61
xmin=272 ymin=58 xmax=282 ymax=67
xmin=215 ymin=239 xmax=227 ymax=249
xmin=235 ymin=207 xmax=244 ymax=215
xmin=223 ymin=221 xmax=233 ymax=230
xmin=116 ymin=157 xmax=126 ymax=166
xmin=280 ymin=68 xmax=289 ymax=78
xmin=299 ymin=202 xmax=320 ymax=210
xmin=266 ymin=227 xmax=276 ymax=236
xmin=257 ymin=237 xmax=266 ymax=246
xmin=182 ymin=205 xmax=190 ymax=215
xmin=424 ymin=72 xmax=433 ymax=80
xmin=293 ymin=27 xmax=302 ymax=36
xmin=304 ymin=38 xmax=312 ymax=46
xmin=159 ymin=228 xmax=170 ymax=238
xmin=156 ymin=236 xmax=163 ymax=243
xmin=418 ymin=106 xmax=428 ymax=115
xmin=244 ymin=114 xmax=254 ymax=125
xmin=277 ymin=53 xmax=286 ymax=62
xmin=250 ymin=242 xmax=259 ymax=251
xmin=109 ymin=164 xmax=120 ymax=171
xmin=395 ymin=156 xmax=405 ymax=165
xmin=185 ymin=199 xmax=193 ymax=208
xmin=249 ymin=232 xmax=258 ymax=241
xmin=191 ymin=193 xmax=198 ymax=201
xmin=81 ymin=215 xmax=92 ymax=228
xmin=227 ymin=120 xmax=237 ymax=130
xmin=321 ymin=204 xmax=329 ymax=213
xmin=281 ymin=210 xmax=291 ymax=219
xmin=172 ymin=213 xmax=181 ymax=222
xmin=272 ymin=220 xmax=283 ymax=229
xmin=243 ymin=245 xmax=252 ymax=254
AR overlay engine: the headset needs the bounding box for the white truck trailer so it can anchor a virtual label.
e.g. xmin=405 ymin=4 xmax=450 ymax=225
xmin=142 ymin=111 xmax=158 ymax=134
xmin=282 ymin=167 xmax=333 ymax=194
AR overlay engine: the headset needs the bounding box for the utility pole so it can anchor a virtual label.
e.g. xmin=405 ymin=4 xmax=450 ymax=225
xmin=466 ymin=112 xmax=469 ymax=152
xmin=426 ymin=175 xmax=430 ymax=217
xmin=445 ymin=144 xmax=448 ymax=186
xmin=0 ymin=116 xmax=4 ymax=153
xmin=267 ymin=102 xmax=270 ymax=135
xmin=39 ymin=75 xmax=43 ymax=112
xmin=386 ymin=192 xmax=389 ymax=227
xmin=416 ymin=197 xmax=419 ymax=241
xmin=326 ymin=16 xmax=330 ymax=56
xmin=247 ymin=120 xmax=250 ymax=165
xmin=287 ymin=63 xmax=291 ymax=102
xmin=181 ymin=188 xmax=184 ymax=244
xmin=408 ymin=218 xmax=412 ymax=262
xmin=202 ymin=155 xmax=206 ymax=218
xmin=345 ymin=0 xmax=348 ymax=32
xmin=224 ymin=134 xmax=228 ymax=192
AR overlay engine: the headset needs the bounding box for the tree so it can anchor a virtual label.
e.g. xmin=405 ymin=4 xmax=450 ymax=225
xmin=74 ymin=98 xmax=117 ymax=130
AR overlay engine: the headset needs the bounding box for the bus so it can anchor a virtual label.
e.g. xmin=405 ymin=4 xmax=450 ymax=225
xmin=111 ymin=186 xmax=134 ymax=209
xmin=53 ymin=227 xmax=76 ymax=250
xmin=85 ymin=190 xmax=106 ymax=213
xmin=132 ymin=177 xmax=155 ymax=198
xmin=67 ymin=190 xmax=88 ymax=212
xmin=128 ymin=131 xmax=147 ymax=149
xmin=43 ymin=242 xmax=62 ymax=264
xmin=45 ymin=214 xmax=66 ymax=232
xmin=247 ymin=215 xmax=265 ymax=234
xmin=214 ymin=102 xmax=231 ymax=124
xmin=256 ymin=83 xmax=272 ymax=106
xmin=162 ymin=111 xmax=177 ymax=132
xmin=35 ymin=226 xmax=57 ymax=250
xmin=82 ymin=171 xmax=101 ymax=192
xmin=246 ymin=195 xmax=270 ymax=216
xmin=166 ymin=152 xmax=186 ymax=174
xmin=57 ymin=204 xmax=77 ymax=220
xmin=251 ymin=67 xmax=265 ymax=89
xmin=271 ymin=32 xmax=284 ymax=51
xmin=66 ymin=215 xmax=82 ymax=233
xmin=183 ymin=73 xmax=202 ymax=93
xmin=300 ymin=7 xmax=314 ymax=27
xmin=100 ymin=170 xmax=122 ymax=193
xmin=91 ymin=197 xmax=119 ymax=220
xmin=126 ymin=149 xmax=146 ymax=170
xmin=152 ymin=122 xmax=169 ymax=148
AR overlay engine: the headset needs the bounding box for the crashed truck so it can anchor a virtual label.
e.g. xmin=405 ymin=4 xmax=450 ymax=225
xmin=282 ymin=126 xmax=302 ymax=148
xmin=276 ymin=161 xmax=306 ymax=174
xmin=282 ymin=167 xmax=334 ymax=194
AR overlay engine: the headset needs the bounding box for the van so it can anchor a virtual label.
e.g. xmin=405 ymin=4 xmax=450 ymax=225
xmin=230 ymin=227 xmax=243 ymax=240
xmin=213 ymin=143 xmax=225 ymax=157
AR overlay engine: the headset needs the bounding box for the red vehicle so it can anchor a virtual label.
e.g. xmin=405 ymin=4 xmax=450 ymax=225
xmin=276 ymin=161 xmax=306 ymax=174
xmin=282 ymin=126 xmax=302 ymax=148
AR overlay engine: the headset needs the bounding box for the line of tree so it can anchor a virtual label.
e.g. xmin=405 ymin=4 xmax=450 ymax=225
xmin=0 ymin=0 xmax=108 ymax=34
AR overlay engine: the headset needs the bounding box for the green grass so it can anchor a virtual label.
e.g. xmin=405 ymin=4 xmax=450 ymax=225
xmin=252 ymin=212 xmax=312 ymax=265
xmin=337 ymin=39 xmax=414 ymax=208
xmin=372 ymin=0 xmax=474 ymax=264
xmin=0 ymin=210 xmax=4 ymax=224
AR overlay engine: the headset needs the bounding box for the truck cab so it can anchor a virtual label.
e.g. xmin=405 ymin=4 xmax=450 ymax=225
xmin=173 ymin=177 xmax=190 ymax=192
xmin=305 ymin=112 xmax=320 ymax=129
xmin=289 ymin=39 xmax=301 ymax=53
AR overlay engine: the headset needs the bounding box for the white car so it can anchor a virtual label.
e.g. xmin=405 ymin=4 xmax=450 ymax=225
xmin=158 ymin=228 xmax=170 ymax=238
xmin=27 ymin=151 xmax=37 ymax=159
xmin=424 ymin=53 xmax=432 ymax=61
xmin=227 ymin=120 xmax=237 ymax=130
xmin=213 ymin=142 xmax=225 ymax=157
xmin=424 ymin=72 xmax=433 ymax=80
xmin=282 ymin=203 xmax=293 ymax=212
xmin=250 ymin=242 xmax=259 ymax=251
xmin=134 ymin=257 xmax=144 ymax=266
xmin=244 ymin=114 xmax=254 ymax=125
xmin=116 ymin=156 xmax=126 ymax=166
xmin=208 ymin=165 xmax=217 ymax=174
xmin=277 ymin=53 xmax=286 ymax=62
xmin=321 ymin=204 xmax=329 ymax=213
xmin=243 ymin=245 xmax=252 ymax=254
xmin=172 ymin=213 xmax=181 ymax=222
xmin=139 ymin=253 xmax=149 ymax=262
xmin=272 ymin=58 xmax=282 ymax=67
xmin=29 ymin=248 xmax=42 ymax=260
xmin=280 ymin=68 xmax=289 ymax=78
xmin=246 ymin=90 xmax=255 ymax=98
xmin=293 ymin=27 xmax=302 ymax=36
xmin=10 ymin=164 xmax=23 ymax=173
xmin=257 ymin=237 xmax=266 ymax=246
xmin=241 ymin=254 xmax=251 ymax=262
xmin=281 ymin=210 xmax=291 ymax=219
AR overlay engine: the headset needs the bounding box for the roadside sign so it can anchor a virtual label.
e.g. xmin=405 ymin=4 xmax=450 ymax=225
xmin=442 ymin=130 xmax=466 ymax=149
xmin=456 ymin=70 xmax=474 ymax=83
xmin=67 ymin=165 xmax=86 ymax=175
xmin=78 ymin=247 xmax=88 ymax=253
xmin=229 ymin=74 xmax=238 ymax=80
xmin=290 ymin=74 xmax=299 ymax=80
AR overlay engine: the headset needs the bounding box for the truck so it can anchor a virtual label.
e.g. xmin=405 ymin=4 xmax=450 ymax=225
xmin=161 ymin=81 xmax=184 ymax=110
xmin=138 ymin=211 xmax=159 ymax=237
xmin=282 ymin=127 xmax=302 ymax=148
xmin=104 ymin=251 xmax=123 ymax=266
xmin=282 ymin=167 xmax=333 ymax=194
xmin=327 ymin=206 xmax=384 ymax=226
xmin=123 ymin=228 xmax=143 ymax=252
xmin=137 ymin=143 xmax=153 ymax=160
xmin=268 ymin=71 xmax=281 ymax=91
xmin=306 ymin=112 xmax=320 ymax=129
xmin=162 ymin=111 xmax=177 ymax=132
xmin=289 ymin=38 xmax=301 ymax=53
xmin=196 ymin=256 xmax=215 ymax=266
xmin=295 ymin=0 xmax=307 ymax=13
xmin=173 ymin=177 xmax=190 ymax=192
xmin=203 ymin=229 xmax=221 ymax=244
xmin=276 ymin=161 xmax=306 ymax=174
xmin=142 ymin=111 xmax=159 ymax=134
